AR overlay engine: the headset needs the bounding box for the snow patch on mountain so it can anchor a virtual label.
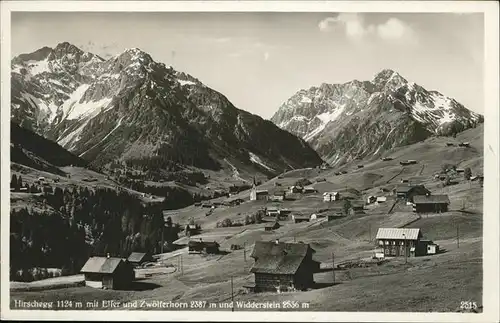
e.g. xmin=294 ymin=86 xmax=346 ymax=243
xmin=304 ymin=105 xmax=346 ymax=141
xmin=278 ymin=115 xmax=309 ymax=128
xmin=61 ymin=85 xmax=112 ymax=121
xmin=79 ymin=117 xmax=124 ymax=157
xmin=26 ymin=59 xmax=51 ymax=75
xmin=178 ymin=79 xmax=196 ymax=86
xmin=57 ymin=118 xmax=91 ymax=149
xmin=301 ymin=96 xmax=312 ymax=103
xmin=249 ymin=152 xmax=275 ymax=171
xmin=20 ymin=92 xmax=59 ymax=122
xmin=12 ymin=65 xmax=24 ymax=74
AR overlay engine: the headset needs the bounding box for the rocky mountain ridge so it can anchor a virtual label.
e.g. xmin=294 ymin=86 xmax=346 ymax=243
xmin=11 ymin=43 xmax=323 ymax=176
xmin=271 ymin=69 xmax=483 ymax=165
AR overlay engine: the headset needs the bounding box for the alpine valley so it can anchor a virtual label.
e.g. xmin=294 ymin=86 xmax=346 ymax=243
xmin=9 ymin=43 xmax=484 ymax=312
xmin=271 ymin=69 xmax=483 ymax=166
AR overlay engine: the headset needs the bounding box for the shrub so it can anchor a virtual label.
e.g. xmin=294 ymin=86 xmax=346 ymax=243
xmin=464 ymin=167 xmax=472 ymax=180
xmin=343 ymin=199 xmax=352 ymax=216
xmin=244 ymin=215 xmax=252 ymax=225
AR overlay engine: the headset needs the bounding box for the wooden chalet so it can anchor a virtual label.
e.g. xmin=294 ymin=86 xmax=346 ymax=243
xmin=400 ymin=160 xmax=418 ymax=166
xmin=394 ymin=184 xmax=430 ymax=202
xmin=289 ymin=186 xmax=304 ymax=194
xmin=303 ymin=186 xmax=318 ymax=194
xmin=227 ymin=198 xmax=244 ymax=206
xmin=250 ymin=185 xmax=268 ymax=201
xmin=266 ymin=207 xmax=281 ymax=217
xmin=163 ymin=211 xmax=179 ymax=221
xmin=249 ymin=241 xmax=320 ymax=292
xmin=269 ymin=190 xmax=286 ymax=202
xmin=412 ymin=195 xmax=450 ymax=213
xmin=127 ymin=252 xmax=154 ymax=267
xmin=292 ymin=214 xmax=310 ymax=223
xmin=470 ymin=175 xmax=484 ymax=182
xmin=264 ymin=221 xmax=280 ymax=231
xmin=80 ymin=256 xmax=135 ymax=290
xmin=375 ymin=228 xmax=426 ymax=257
xmin=185 ymin=223 xmax=201 ymax=236
xmin=188 ymin=240 xmax=220 ymax=254
xmin=323 ymin=191 xmax=340 ymax=202
xmin=351 ymin=201 xmax=364 ymax=211
xmin=327 ymin=207 xmax=345 ymax=220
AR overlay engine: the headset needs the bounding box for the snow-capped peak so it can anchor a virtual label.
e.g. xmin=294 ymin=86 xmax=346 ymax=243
xmin=271 ymin=67 xmax=483 ymax=166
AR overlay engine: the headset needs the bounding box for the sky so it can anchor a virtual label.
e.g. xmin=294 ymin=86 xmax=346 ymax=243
xmin=11 ymin=12 xmax=484 ymax=119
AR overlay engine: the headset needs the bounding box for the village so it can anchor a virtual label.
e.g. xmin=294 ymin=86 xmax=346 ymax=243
xmin=10 ymin=131 xmax=484 ymax=312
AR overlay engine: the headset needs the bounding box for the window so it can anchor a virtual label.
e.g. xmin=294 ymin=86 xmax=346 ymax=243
xmin=392 ymin=241 xmax=396 ymax=245
xmin=378 ymin=240 xmax=384 ymax=246
xmin=400 ymin=241 xmax=404 ymax=245
xmin=385 ymin=241 xmax=389 ymax=245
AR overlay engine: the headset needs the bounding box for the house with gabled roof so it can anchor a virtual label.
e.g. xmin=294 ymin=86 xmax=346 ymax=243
xmin=292 ymin=214 xmax=310 ymax=223
xmin=127 ymin=252 xmax=154 ymax=267
xmin=413 ymin=195 xmax=450 ymax=213
xmin=249 ymin=240 xmax=320 ymax=292
xmin=394 ymin=184 xmax=430 ymax=202
xmin=375 ymin=228 xmax=428 ymax=257
xmin=80 ymin=256 xmax=135 ymax=290
xmin=188 ymin=239 xmax=220 ymax=254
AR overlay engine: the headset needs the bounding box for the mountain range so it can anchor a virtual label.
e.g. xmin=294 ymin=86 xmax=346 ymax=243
xmin=11 ymin=42 xmax=322 ymax=176
xmin=271 ymin=69 xmax=483 ymax=165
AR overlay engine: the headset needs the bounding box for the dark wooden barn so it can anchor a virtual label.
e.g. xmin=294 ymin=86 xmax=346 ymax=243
xmin=80 ymin=256 xmax=135 ymax=290
xmin=127 ymin=252 xmax=154 ymax=267
xmin=292 ymin=214 xmax=310 ymax=223
xmin=249 ymin=240 xmax=320 ymax=292
xmin=264 ymin=221 xmax=280 ymax=231
xmin=412 ymin=195 xmax=450 ymax=213
xmin=188 ymin=240 xmax=220 ymax=254
xmin=394 ymin=184 xmax=430 ymax=202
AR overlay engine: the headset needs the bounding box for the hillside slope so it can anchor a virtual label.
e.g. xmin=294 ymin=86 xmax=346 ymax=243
xmin=11 ymin=121 xmax=88 ymax=175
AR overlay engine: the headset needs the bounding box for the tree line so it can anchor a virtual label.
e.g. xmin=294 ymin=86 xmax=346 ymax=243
xmin=10 ymin=187 xmax=181 ymax=282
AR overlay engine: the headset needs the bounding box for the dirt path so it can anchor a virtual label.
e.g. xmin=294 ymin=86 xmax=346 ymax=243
xmin=155 ymin=247 xmax=189 ymax=261
xmin=386 ymin=167 xmax=405 ymax=184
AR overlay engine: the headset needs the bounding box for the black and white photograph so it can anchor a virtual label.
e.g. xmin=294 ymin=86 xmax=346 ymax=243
xmin=1 ymin=1 xmax=499 ymax=322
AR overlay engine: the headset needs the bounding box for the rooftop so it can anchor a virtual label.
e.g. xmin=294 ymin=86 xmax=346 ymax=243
xmin=413 ymin=195 xmax=450 ymax=204
xmin=127 ymin=252 xmax=149 ymax=263
xmin=376 ymin=228 xmax=421 ymax=240
xmin=188 ymin=240 xmax=219 ymax=247
xmin=80 ymin=257 xmax=125 ymax=274
xmin=250 ymin=241 xmax=317 ymax=275
xmin=395 ymin=184 xmax=426 ymax=193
